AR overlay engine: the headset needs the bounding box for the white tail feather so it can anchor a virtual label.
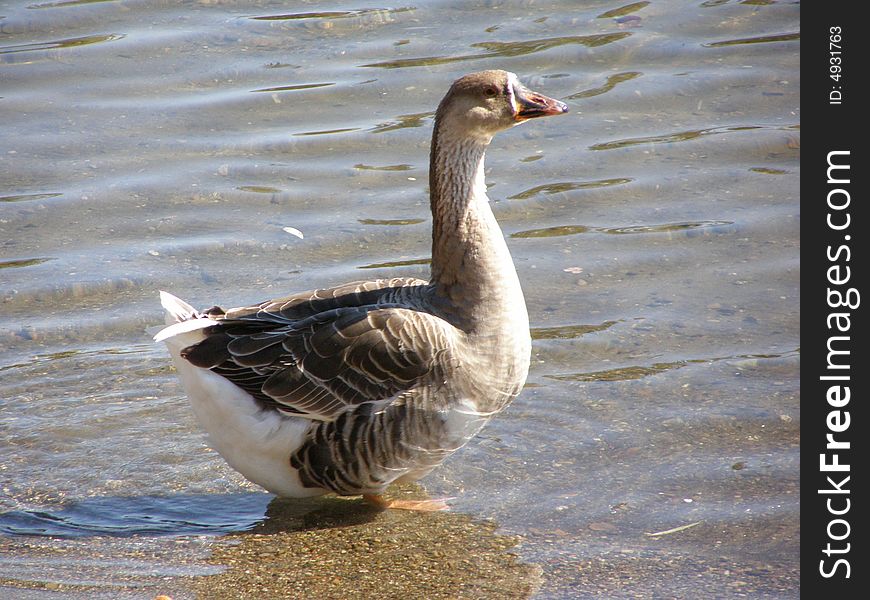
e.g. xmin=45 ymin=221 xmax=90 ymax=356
xmin=160 ymin=290 xmax=199 ymax=322
xmin=153 ymin=290 xmax=317 ymax=497
xmin=154 ymin=291 xmax=213 ymax=342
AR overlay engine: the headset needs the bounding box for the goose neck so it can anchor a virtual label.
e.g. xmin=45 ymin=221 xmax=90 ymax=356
xmin=428 ymin=123 xmax=491 ymax=287
xmin=427 ymin=122 xmax=526 ymax=337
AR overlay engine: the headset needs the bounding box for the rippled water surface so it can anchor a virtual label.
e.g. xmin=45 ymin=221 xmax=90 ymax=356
xmin=1 ymin=0 xmax=799 ymax=597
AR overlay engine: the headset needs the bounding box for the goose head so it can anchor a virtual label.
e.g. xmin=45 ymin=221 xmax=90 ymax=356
xmin=434 ymin=70 xmax=568 ymax=142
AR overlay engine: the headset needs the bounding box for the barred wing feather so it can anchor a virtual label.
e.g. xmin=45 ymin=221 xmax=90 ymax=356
xmin=179 ymin=281 xmax=459 ymax=422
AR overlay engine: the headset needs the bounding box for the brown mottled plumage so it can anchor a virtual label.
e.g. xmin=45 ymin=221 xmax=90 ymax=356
xmin=155 ymin=70 xmax=567 ymax=509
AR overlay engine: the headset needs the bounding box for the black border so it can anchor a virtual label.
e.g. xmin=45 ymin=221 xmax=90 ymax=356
xmin=803 ymin=5 xmax=867 ymax=595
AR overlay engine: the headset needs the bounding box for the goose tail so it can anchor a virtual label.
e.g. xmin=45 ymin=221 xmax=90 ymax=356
xmin=153 ymin=291 xmax=213 ymax=343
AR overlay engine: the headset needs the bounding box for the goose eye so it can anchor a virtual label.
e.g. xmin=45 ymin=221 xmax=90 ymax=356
xmin=483 ymin=86 xmax=498 ymax=98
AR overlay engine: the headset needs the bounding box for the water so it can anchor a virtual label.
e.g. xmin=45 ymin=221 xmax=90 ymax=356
xmin=1 ymin=0 xmax=799 ymax=597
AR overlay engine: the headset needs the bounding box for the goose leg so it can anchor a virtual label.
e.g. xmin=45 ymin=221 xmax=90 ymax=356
xmin=363 ymin=494 xmax=453 ymax=512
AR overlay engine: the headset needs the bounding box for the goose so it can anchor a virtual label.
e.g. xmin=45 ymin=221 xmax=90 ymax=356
xmin=155 ymin=70 xmax=568 ymax=510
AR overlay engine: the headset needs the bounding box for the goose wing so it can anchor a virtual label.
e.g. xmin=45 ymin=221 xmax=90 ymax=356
xmin=178 ymin=279 xmax=460 ymax=421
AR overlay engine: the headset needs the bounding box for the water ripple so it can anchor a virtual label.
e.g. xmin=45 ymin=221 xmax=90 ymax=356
xmin=292 ymin=127 xmax=361 ymax=137
xmin=512 ymin=225 xmax=590 ymax=239
xmin=547 ymin=360 xmax=697 ymax=382
xmin=361 ymin=32 xmax=632 ymax=69
xmin=531 ymin=321 xmax=619 ymax=340
xmin=566 ymin=71 xmax=642 ymax=100
xmin=589 ymin=124 xmax=795 ymax=151
xmin=600 ymin=220 xmax=735 ymax=235
xmin=0 ymin=33 xmax=124 ymax=55
xmin=597 ymin=1 xmax=650 ymax=19
xmin=749 ymin=167 xmax=790 ymax=175
xmin=509 ymin=178 xmax=633 ymax=200
xmin=545 ymin=349 xmax=799 ymax=383
xmin=370 ymin=111 xmax=434 ymax=133
xmin=354 ymin=163 xmax=414 ymax=171
xmin=0 ymin=192 xmax=62 ymax=203
xmin=358 ymin=257 xmax=430 ymax=269
xmin=0 ymin=257 xmax=54 ymax=270
xmin=27 ymin=0 xmax=118 ymax=8
xmin=237 ymin=185 xmax=283 ymax=193
xmin=512 ymin=220 xmax=735 ymax=239
xmin=358 ymin=218 xmax=425 ymax=226
xmin=250 ymin=7 xmax=415 ymax=22
xmin=704 ymin=32 xmax=800 ymax=47
xmin=251 ymin=82 xmax=335 ymax=93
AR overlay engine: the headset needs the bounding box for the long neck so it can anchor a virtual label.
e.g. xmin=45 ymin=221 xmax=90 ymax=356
xmin=427 ymin=119 xmax=528 ymax=336
xmin=428 ymin=124 xmax=489 ymax=289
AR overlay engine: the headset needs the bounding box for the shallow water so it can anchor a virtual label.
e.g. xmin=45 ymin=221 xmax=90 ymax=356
xmin=1 ymin=0 xmax=799 ymax=597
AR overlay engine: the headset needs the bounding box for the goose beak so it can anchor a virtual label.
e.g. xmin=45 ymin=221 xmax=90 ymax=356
xmin=514 ymin=84 xmax=568 ymax=121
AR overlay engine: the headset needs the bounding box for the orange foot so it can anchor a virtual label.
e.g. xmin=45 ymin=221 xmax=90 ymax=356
xmin=363 ymin=494 xmax=453 ymax=512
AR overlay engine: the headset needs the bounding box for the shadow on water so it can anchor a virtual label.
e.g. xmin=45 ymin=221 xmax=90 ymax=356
xmin=1 ymin=491 xmax=542 ymax=598
xmin=194 ymin=492 xmax=543 ymax=600
xmin=0 ymin=493 xmax=273 ymax=538
xmin=0 ymin=492 xmax=411 ymax=539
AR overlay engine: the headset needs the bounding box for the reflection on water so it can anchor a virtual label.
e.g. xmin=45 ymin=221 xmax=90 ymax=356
xmin=1 ymin=0 xmax=799 ymax=597
xmin=0 ymin=494 xmax=271 ymax=538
